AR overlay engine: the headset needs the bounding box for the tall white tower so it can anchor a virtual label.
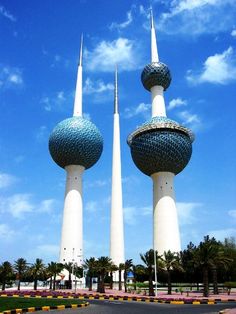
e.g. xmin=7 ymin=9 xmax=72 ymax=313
xmin=110 ymin=68 xmax=125 ymax=273
xmin=49 ymin=37 xmax=103 ymax=266
xmin=127 ymin=10 xmax=194 ymax=255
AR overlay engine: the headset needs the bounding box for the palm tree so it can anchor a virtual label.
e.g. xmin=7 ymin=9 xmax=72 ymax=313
xmin=192 ymin=236 xmax=231 ymax=297
xmin=0 ymin=261 xmax=13 ymax=291
xmin=47 ymin=262 xmax=64 ymax=290
xmin=96 ymin=256 xmax=112 ymax=293
xmin=161 ymin=251 xmax=183 ymax=295
xmin=140 ymin=249 xmax=157 ymax=296
xmin=118 ymin=263 xmax=124 ymax=291
xmin=83 ymin=257 xmax=97 ymax=291
xmin=30 ymin=258 xmax=45 ymax=290
xmin=124 ymin=259 xmax=133 ymax=292
xmin=213 ymin=248 xmax=232 ymax=294
xmin=14 ymin=258 xmax=28 ymax=290
xmin=132 ymin=264 xmax=146 ymax=291
xmin=109 ymin=263 xmax=118 ymax=290
xmin=64 ymin=262 xmax=73 ymax=289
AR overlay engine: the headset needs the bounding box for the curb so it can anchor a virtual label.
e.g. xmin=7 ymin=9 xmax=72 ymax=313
xmin=1 ymin=293 xmax=236 ymax=305
xmin=0 ymin=302 xmax=89 ymax=314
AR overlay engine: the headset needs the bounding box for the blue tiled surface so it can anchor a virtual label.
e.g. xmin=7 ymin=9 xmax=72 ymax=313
xmin=49 ymin=117 xmax=103 ymax=169
xmin=141 ymin=62 xmax=171 ymax=91
xmin=128 ymin=116 xmax=193 ymax=176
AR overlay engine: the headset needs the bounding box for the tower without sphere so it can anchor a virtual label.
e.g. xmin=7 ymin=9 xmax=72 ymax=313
xmin=110 ymin=68 xmax=125 ymax=279
xmin=49 ymin=37 xmax=103 ymax=266
xmin=127 ymin=11 xmax=194 ymax=254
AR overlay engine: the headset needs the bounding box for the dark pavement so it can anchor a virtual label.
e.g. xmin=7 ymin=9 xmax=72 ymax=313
xmin=38 ymin=300 xmax=236 ymax=314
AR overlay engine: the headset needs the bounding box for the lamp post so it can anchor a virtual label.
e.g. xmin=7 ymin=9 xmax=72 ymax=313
xmin=154 ymin=250 xmax=158 ymax=297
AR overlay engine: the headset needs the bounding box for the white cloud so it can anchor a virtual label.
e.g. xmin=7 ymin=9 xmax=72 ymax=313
xmin=83 ymin=78 xmax=113 ymax=94
xmin=228 ymin=210 xmax=236 ymax=219
xmin=186 ymin=47 xmax=236 ymax=84
xmin=83 ymin=113 xmax=91 ymax=121
xmin=85 ymin=179 xmax=108 ymax=188
xmin=0 ymin=194 xmax=57 ymax=219
xmin=0 ymin=193 xmax=34 ymax=218
xmin=231 ymin=29 xmax=236 ymax=37
xmin=109 ymin=11 xmax=133 ymax=30
xmin=124 ymin=102 xmax=151 ymax=119
xmin=85 ymin=201 xmax=98 ymax=213
xmin=158 ymin=0 xmax=236 ymax=35
xmin=0 ymin=172 xmax=17 ymax=189
xmin=176 ymin=202 xmax=202 ymax=225
xmin=29 ymin=244 xmax=59 ymax=262
xmin=41 ymin=90 xmax=68 ymax=112
xmin=178 ymin=110 xmax=200 ymax=125
xmin=0 ymin=66 xmax=23 ymax=89
xmin=124 ymin=206 xmax=137 ymax=225
xmin=124 ymin=205 xmax=152 ymax=225
xmin=84 ymin=38 xmax=141 ymax=72
xmin=36 ymin=125 xmax=48 ymax=142
xmin=208 ymin=228 xmax=236 ymax=241
xmin=50 ymin=55 xmax=70 ymax=68
xmin=0 ymin=5 xmax=16 ymax=22
xmin=0 ymin=224 xmax=16 ymax=241
xmin=38 ymin=199 xmax=58 ymax=214
xmin=168 ymin=98 xmax=187 ymax=110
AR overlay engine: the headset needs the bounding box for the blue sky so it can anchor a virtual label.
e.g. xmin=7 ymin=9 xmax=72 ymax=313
xmin=0 ymin=0 xmax=236 ymax=264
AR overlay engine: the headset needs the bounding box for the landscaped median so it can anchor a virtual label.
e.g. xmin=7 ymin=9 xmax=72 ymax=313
xmin=1 ymin=290 xmax=236 ymax=307
xmin=0 ymin=295 xmax=89 ymax=314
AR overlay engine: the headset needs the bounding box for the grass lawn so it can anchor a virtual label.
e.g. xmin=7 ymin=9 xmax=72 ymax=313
xmin=0 ymin=297 xmax=85 ymax=311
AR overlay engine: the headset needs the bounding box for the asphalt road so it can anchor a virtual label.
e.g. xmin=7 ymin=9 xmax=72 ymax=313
xmin=38 ymin=300 xmax=236 ymax=314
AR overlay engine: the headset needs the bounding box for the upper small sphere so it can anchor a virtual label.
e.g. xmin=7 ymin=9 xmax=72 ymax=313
xmin=127 ymin=116 xmax=193 ymax=176
xmin=49 ymin=116 xmax=103 ymax=169
xmin=141 ymin=62 xmax=171 ymax=91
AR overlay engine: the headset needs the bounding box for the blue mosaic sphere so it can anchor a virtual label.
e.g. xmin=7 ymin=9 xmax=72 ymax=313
xmin=141 ymin=62 xmax=171 ymax=91
xmin=127 ymin=116 xmax=194 ymax=176
xmin=49 ymin=116 xmax=103 ymax=169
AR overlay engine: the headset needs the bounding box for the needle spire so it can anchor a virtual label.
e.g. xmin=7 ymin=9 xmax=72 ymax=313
xmin=114 ymin=66 xmax=118 ymax=114
xmin=73 ymin=34 xmax=83 ymax=117
xmin=150 ymin=7 xmax=159 ymax=63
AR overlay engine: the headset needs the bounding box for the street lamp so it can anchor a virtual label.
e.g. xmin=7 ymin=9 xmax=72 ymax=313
xmin=154 ymin=250 xmax=158 ymax=297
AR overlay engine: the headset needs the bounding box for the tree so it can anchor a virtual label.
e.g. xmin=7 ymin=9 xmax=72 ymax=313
xmin=124 ymin=259 xmax=133 ymax=292
xmin=30 ymin=258 xmax=45 ymax=290
xmin=83 ymin=257 xmax=97 ymax=291
xmin=192 ymin=236 xmax=227 ymax=297
xmin=222 ymin=237 xmax=236 ymax=282
xmin=14 ymin=258 xmax=28 ymax=290
xmin=109 ymin=263 xmax=118 ymax=290
xmin=96 ymin=257 xmax=112 ymax=293
xmin=140 ymin=249 xmax=159 ymax=296
xmin=64 ymin=262 xmax=73 ymax=289
xmin=118 ymin=263 xmax=124 ymax=291
xmin=47 ymin=262 xmax=64 ymax=290
xmin=0 ymin=261 xmax=13 ymax=291
xmin=161 ymin=251 xmax=183 ymax=295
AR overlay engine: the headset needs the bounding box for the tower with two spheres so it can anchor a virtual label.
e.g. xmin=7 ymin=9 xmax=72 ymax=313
xmin=127 ymin=11 xmax=194 ymax=254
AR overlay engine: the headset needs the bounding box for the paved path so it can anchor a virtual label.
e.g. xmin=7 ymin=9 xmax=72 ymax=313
xmin=37 ymin=299 xmax=236 ymax=314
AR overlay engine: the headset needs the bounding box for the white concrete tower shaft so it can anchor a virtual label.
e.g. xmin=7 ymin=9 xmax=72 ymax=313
xmin=110 ymin=67 xmax=125 ymax=269
xmin=150 ymin=9 xmax=181 ymax=255
xmin=59 ymin=37 xmax=84 ymax=266
xmin=150 ymin=9 xmax=166 ymax=118
xmin=59 ymin=165 xmax=84 ymax=265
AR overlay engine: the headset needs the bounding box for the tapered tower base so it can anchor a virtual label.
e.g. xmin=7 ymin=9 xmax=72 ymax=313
xmin=152 ymin=172 xmax=181 ymax=254
xmin=59 ymin=164 xmax=84 ymax=266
